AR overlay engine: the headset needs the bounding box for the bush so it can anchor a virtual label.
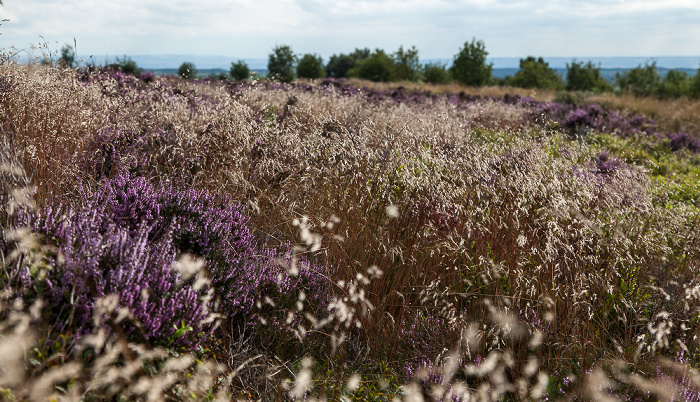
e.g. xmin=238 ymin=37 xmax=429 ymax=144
xmin=230 ymin=60 xmax=250 ymax=81
xmin=59 ymin=44 xmax=75 ymax=68
xmin=615 ymin=61 xmax=661 ymax=97
xmin=566 ymin=60 xmax=610 ymax=92
xmin=348 ymin=49 xmax=395 ymax=82
xmin=109 ymin=56 xmax=142 ymax=76
xmin=657 ymin=69 xmax=692 ymax=98
xmin=449 ymin=38 xmax=493 ymax=87
xmin=509 ymin=56 xmax=563 ymax=90
xmin=325 ymin=48 xmax=370 ymax=78
xmin=268 ymin=44 xmax=297 ymax=83
xmin=691 ymin=68 xmax=700 ymax=99
xmin=178 ymin=62 xmax=197 ymax=79
xmin=296 ymin=53 xmax=325 ymax=79
xmin=393 ymin=45 xmax=421 ymax=81
xmin=422 ymin=62 xmax=450 ymax=84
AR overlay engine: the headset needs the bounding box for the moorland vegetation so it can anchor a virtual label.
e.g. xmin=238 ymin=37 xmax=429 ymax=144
xmin=1 ymin=40 xmax=700 ymax=400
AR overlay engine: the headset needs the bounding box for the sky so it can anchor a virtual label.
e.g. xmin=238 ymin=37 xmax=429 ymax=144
xmin=0 ymin=0 xmax=699 ymax=68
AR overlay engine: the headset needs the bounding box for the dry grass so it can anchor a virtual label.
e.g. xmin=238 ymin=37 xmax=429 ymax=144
xmin=342 ymin=77 xmax=558 ymax=100
xmin=588 ymin=92 xmax=700 ymax=137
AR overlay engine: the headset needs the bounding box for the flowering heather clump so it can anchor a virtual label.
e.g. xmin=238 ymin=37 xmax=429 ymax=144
xmin=664 ymin=131 xmax=700 ymax=153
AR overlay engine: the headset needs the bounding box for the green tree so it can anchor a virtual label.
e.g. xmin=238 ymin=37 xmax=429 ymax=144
xmin=59 ymin=44 xmax=75 ymax=68
xmin=566 ymin=60 xmax=610 ymax=92
xmin=178 ymin=62 xmax=197 ymax=79
xmin=393 ymin=45 xmax=421 ymax=81
xmin=296 ymin=53 xmax=325 ymax=79
xmin=657 ymin=69 xmax=691 ymax=98
xmin=325 ymin=48 xmax=370 ymax=78
xmin=510 ymin=56 xmax=563 ymax=90
xmin=615 ymin=61 xmax=661 ymax=97
xmin=267 ymin=45 xmax=297 ymax=83
xmin=348 ymin=49 xmax=394 ymax=82
xmin=690 ymin=68 xmax=700 ymax=99
xmin=230 ymin=60 xmax=250 ymax=81
xmin=109 ymin=56 xmax=142 ymax=75
xmin=422 ymin=62 xmax=450 ymax=84
xmin=450 ymin=38 xmax=493 ymax=87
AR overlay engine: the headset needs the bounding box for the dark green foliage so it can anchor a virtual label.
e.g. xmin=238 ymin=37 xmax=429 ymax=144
xmin=690 ymin=68 xmax=700 ymax=99
xmin=325 ymin=48 xmax=370 ymax=78
xmin=615 ymin=61 xmax=661 ymax=97
xmin=422 ymin=62 xmax=450 ymax=84
xmin=509 ymin=56 xmax=564 ymax=90
xmin=59 ymin=44 xmax=75 ymax=68
xmin=178 ymin=62 xmax=197 ymax=79
xmin=657 ymin=70 xmax=692 ymax=99
xmin=109 ymin=56 xmax=142 ymax=76
xmin=348 ymin=49 xmax=394 ymax=82
xmin=296 ymin=53 xmax=325 ymax=79
xmin=392 ymin=45 xmax=421 ymax=81
xmin=267 ymin=45 xmax=297 ymax=83
xmin=449 ymin=38 xmax=493 ymax=87
xmin=566 ymin=60 xmax=610 ymax=92
xmin=230 ymin=60 xmax=250 ymax=81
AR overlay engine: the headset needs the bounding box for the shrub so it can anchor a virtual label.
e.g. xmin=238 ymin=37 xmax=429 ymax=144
xmin=325 ymin=48 xmax=370 ymax=78
xmin=690 ymin=68 xmax=700 ymax=99
xmin=566 ymin=60 xmax=610 ymax=92
xmin=449 ymin=38 xmax=493 ymax=87
xmin=509 ymin=56 xmax=564 ymax=90
xmin=348 ymin=49 xmax=394 ymax=82
xmin=422 ymin=62 xmax=450 ymax=84
xmin=267 ymin=44 xmax=297 ymax=83
xmin=109 ymin=55 xmax=142 ymax=76
xmin=392 ymin=45 xmax=421 ymax=82
xmin=296 ymin=53 xmax=325 ymax=79
xmin=657 ymin=69 xmax=692 ymax=98
xmin=59 ymin=44 xmax=75 ymax=68
xmin=615 ymin=60 xmax=661 ymax=97
xmin=178 ymin=61 xmax=197 ymax=79
xmin=230 ymin=59 xmax=250 ymax=81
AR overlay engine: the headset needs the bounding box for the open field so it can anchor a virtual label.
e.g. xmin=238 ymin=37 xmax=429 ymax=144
xmin=2 ymin=62 xmax=700 ymax=400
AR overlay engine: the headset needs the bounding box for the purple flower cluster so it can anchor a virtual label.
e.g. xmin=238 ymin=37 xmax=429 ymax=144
xmin=663 ymin=131 xmax=700 ymax=153
xmin=22 ymin=190 xmax=210 ymax=348
xmin=3 ymin=172 xmax=332 ymax=349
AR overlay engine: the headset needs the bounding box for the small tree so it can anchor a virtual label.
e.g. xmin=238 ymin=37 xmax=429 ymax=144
xmin=59 ymin=44 xmax=75 ymax=68
xmin=510 ymin=56 xmax=563 ymax=90
xmin=297 ymin=53 xmax=325 ymax=79
xmin=657 ymin=69 xmax=691 ymax=99
xmin=348 ymin=49 xmax=394 ymax=82
xmin=109 ymin=56 xmax=142 ymax=75
xmin=566 ymin=60 xmax=610 ymax=92
xmin=615 ymin=61 xmax=661 ymax=97
xmin=450 ymin=38 xmax=493 ymax=87
xmin=690 ymin=68 xmax=700 ymax=99
xmin=423 ymin=62 xmax=450 ymax=84
xmin=230 ymin=60 xmax=250 ymax=81
xmin=325 ymin=48 xmax=370 ymax=78
xmin=393 ymin=45 xmax=421 ymax=81
xmin=178 ymin=62 xmax=197 ymax=79
xmin=268 ymin=45 xmax=296 ymax=82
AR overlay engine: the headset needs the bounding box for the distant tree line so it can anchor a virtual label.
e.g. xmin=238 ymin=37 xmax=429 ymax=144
xmin=259 ymin=41 xmax=700 ymax=99
xmin=55 ymin=40 xmax=700 ymax=99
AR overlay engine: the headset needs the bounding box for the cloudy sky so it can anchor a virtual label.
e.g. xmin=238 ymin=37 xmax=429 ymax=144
xmin=0 ymin=0 xmax=699 ymax=66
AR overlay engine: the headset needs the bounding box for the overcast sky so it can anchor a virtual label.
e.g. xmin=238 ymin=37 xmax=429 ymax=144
xmin=1 ymin=0 xmax=699 ymax=64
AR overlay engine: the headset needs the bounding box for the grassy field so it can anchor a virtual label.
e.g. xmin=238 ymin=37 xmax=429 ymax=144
xmin=2 ymin=62 xmax=700 ymax=400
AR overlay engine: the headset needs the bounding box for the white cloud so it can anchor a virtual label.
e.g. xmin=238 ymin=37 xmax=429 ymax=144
xmin=0 ymin=0 xmax=698 ymax=62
